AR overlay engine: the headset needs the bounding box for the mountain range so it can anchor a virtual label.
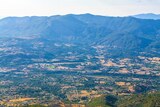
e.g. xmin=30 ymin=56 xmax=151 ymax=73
xmin=0 ymin=13 xmax=160 ymax=53
xmin=133 ymin=13 xmax=160 ymax=20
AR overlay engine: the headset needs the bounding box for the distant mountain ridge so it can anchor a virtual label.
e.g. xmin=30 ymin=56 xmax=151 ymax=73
xmin=0 ymin=16 xmax=6 ymax=19
xmin=133 ymin=13 xmax=160 ymax=20
xmin=0 ymin=13 xmax=160 ymax=52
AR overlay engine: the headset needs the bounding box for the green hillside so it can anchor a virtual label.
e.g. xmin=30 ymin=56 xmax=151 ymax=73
xmin=87 ymin=95 xmax=118 ymax=107
xmin=118 ymin=92 xmax=160 ymax=107
xmin=86 ymin=92 xmax=160 ymax=107
xmin=87 ymin=96 xmax=111 ymax=107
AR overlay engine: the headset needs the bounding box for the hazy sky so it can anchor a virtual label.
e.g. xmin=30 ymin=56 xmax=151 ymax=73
xmin=0 ymin=0 xmax=159 ymax=17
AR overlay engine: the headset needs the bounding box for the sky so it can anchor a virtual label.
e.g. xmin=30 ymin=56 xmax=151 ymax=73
xmin=0 ymin=0 xmax=159 ymax=17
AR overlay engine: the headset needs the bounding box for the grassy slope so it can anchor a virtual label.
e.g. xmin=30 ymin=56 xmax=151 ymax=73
xmin=118 ymin=92 xmax=160 ymax=107
xmin=22 ymin=92 xmax=160 ymax=107
xmin=86 ymin=96 xmax=111 ymax=107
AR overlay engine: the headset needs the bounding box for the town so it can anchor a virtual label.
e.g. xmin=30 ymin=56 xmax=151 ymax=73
xmin=0 ymin=38 xmax=160 ymax=106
